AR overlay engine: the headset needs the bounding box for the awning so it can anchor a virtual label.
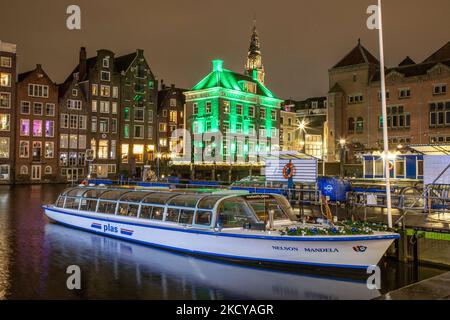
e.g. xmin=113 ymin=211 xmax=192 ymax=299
xmin=409 ymin=144 xmax=450 ymax=155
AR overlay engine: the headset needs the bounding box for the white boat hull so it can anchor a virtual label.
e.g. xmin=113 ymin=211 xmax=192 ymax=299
xmin=43 ymin=205 xmax=399 ymax=270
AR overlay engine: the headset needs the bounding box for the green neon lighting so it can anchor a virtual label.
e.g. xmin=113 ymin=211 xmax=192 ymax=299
xmin=134 ymin=95 xmax=142 ymax=101
xmin=124 ymin=124 xmax=129 ymax=138
xmin=212 ymin=60 xmax=223 ymax=72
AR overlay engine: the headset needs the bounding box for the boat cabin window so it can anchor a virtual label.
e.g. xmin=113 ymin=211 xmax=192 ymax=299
xmin=216 ymin=198 xmax=257 ymax=228
xmin=139 ymin=205 xmax=164 ymax=220
xmin=99 ymin=190 xmax=129 ymax=201
xmin=97 ymin=201 xmax=117 ymax=214
xmin=179 ymin=209 xmax=194 ymax=224
xmin=168 ymin=195 xmax=202 ymax=208
xmin=195 ymin=210 xmax=212 ymax=226
xmin=142 ymin=192 xmax=178 ymax=205
xmin=246 ymin=198 xmax=289 ymax=222
xmin=165 ymin=207 xmax=180 ymax=222
xmin=64 ymin=197 xmax=80 ymax=210
xmin=56 ymin=196 xmax=65 ymax=207
xmin=118 ymin=202 xmax=139 ymax=217
xmin=197 ymin=196 xmax=222 ymax=210
xmin=80 ymin=199 xmax=98 ymax=212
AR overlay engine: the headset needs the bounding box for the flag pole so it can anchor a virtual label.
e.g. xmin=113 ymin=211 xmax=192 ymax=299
xmin=377 ymin=0 xmax=393 ymax=228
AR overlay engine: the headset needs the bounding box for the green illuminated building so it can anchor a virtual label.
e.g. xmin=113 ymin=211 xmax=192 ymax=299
xmin=184 ymin=59 xmax=282 ymax=166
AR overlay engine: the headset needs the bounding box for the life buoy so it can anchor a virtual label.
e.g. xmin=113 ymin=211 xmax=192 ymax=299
xmin=282 ymin=162 xmax=295 ymax=179
xmin=81 ymin=179 xmax=88 ymax=186
xmin=388 ymin=161 xmax=394 ymax=171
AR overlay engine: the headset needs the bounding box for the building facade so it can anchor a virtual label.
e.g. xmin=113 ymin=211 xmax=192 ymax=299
xmin=58 ymin=60 xmax=89 ymax=182
xmin=279 ymin=103 xmax=298 ymax=151
xmin=117 ymin=49 xmax=158 ymax=178
xmin=157 ymin=83 xmax=186 ymax=156
xmin=183 ymin=59 xmax=282 ymax=173
xmin=0 ymin=41 xmax=17 ymax=183
xmin=15 ymin=65 xmax=59 ymax=183
xmin=327 ymin=40 xmax=450 ymax=162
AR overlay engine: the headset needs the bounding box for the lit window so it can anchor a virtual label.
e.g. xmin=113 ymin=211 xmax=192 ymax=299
xmin=45 ymin=120 xmax=54 ymax=137
xmin=133 ymin=144 xmax=144 ymax=163
xmin=100 ymin=85 xmax=110 ymax=97
xmin=0 ymin=137 xmax=9 ymax=158
xmin=60 ymin=134 xmax=68 ymax=149
xmin=0 ymin=92 xmax=11 ymax=108
xmin=0 ymin=114 xmax=10 ymax=131
xmin=0 ymin=57 xmax=12 ymax=68
xmin=92 ymin=84 xmax=98 ymax=96
xmin=45 ymin=142 xmax=54 ymax=158
xmin=33 ymin=120 xmax=42 ymax=137
xmin=0 ymin=73 xmax=12 ymax=87
xmin=19 ymin=141 xmax=29 ymax=158
xmin=112 ymin=87 xmax=118 ymax=99
xmin=159 ymin=123 xmax=167 ymax=132
xmin=98 ymin=140 xmax=108 ymax=159
xmin=121 ymin=144 xmax=129 ymax=163
xmin=112 ymin=102 xmax=118 ymax=114
xmin=99 ymin=101 xmax=109 ymax=113
xmin=99 ymin=118 xmax=109 ymax=133
xmin=45 ymin=103 xmax=55 ymax=116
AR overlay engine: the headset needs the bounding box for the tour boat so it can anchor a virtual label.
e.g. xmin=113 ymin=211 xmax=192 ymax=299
xmin=42 ymin=186 xmax=399 ymax=270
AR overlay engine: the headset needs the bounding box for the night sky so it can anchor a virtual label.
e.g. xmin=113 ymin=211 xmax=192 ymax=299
xmin=1 ymin=0 xmax=449 ymax=100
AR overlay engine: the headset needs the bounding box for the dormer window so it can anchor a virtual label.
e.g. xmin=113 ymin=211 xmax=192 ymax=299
xmin=102 ymin=57 xmax=110 ymax=68
xmin=433 ymin=84 xmax=447 ymax=95
xmin=241 ymin=81 xmax=257 ymax=94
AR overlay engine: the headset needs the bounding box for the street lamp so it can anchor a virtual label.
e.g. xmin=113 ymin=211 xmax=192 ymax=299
xmin=297 ymin=120 xmax=307 ymax=153
xmin=339 ymin=139 xmax=346 ymax=178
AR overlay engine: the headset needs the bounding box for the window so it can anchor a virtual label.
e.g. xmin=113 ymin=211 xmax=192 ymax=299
xmin=133 ymin=144 xmax=144 ymax=163
xmin=72 ymin=89 xmax=78 ymax=96
xmin=134 ymin=109 xmax=144 ymax=121
xmin=0 ymin=57 xmax=12 ymax=68
xmin=45 ymin=120 xmax=54 ymax=137
xmin=60 ymin=134 xmax=68 ymax=149
xmin=260 ymin=108 xmax=266 ymax=119
xmin=110 ymin=140 xmax=116 ymax=159
xmin=236 ymin=104 xmax=243 ymax=115
xmin=33 ymin=120 xmax=42 ymax=137
xmin=28 ymin=84 xmax=48 ymax=97
xmin=99 ymin=118 xmax=109 ymax=133
xmin=378 ymin=90 xmax=390 ymax=101
xmin=348 ymin=94 xmax=363 ymax=104
xmin=60 ymin=114 xmax=69 ymax=129
xmin=134 ymin=125 xmax=144 ymax=138
xmin=249 ymin=123 xmax=255 ymax=136
xmin=398 ymin=88 xmax=411 ymax=99
xmin=205 ymin=102 xmax=212 ymax=113
xmin=355 ymin=117 xmax=364 ymax=133
xmin=92 ymin=100 xmax=98 ymax=112
xmin=170 ymin=111 xmax=177 ymax=123
xmin=0 ymin=137 xmax=9 ymax=158
xmin=45 ymin=103 xmax=55 ymax=116
xmin=0 ymin=92 xmax=11 ymax=108
xmin=170 ymin=98 xmax=177 ymax=107
xmin=111 ymin=118 xmax=117 ymax=133
xmin=32 ymin=141 xmax=42 ymax=161
xmin=223 ymin=101 xmax=230 ymax=114
xmin=67 ymin=100 xmax=82 ymax=110
xmin=159 ymin=138 xmax=167 ymax=147
xmin=20 ymin=165 xmax=28 ymax=175
xmin=108 ymin=164 xmax=116 ymax=174
xmin=223 ymin=121 xmax=230 ymax=132
xmin=147 ymin=126 xmax=153 ymax=138
xmin=102 ymin=57 xmax=109 ymax=68
xmin=148 ymin=110 xmax=153 ymax=123
xmin=79 ymin=115 xmax=87 ymax=130
xmin=100 ymin=71 xmax=110 ymax=82
xmin=91 ymin=117 xmax=97 ymax=132
xmin=0 ymin=73 xmax=12 ymax=87
xmin=33 ymin=103 xmax=43 ymax=115
xmin=20 ymin=119 xmax=30 ymax=136
xmin=433 ymin=84 xmax=447 ymax=95
xmin=159 ymin=123 xmax=167 ymax=132
xmin=380 ymin=105 xmax=411 ymax=129
xmin=98 ymin=140 xmax=108 ymax=159
xmin=100 ymin=85 xmax=110 ymax=97
xmin=90 ymin=139 xmax=96 ymax=159
xmin=0 ymin=114 xmax=10 ymax=131
xmin=236 ymin=122 xmax=242 ymax=133
xmin=45 ymin=142 xmax=54 ymax=158
xmin=270 ymin=109 xmax=277 ymax=121
xmin=430 ymin=102 xmax=450 ymax=127
xmin=79 ymin=135 xmax=86 ymax=149
xmin=248 ymin=106 xmax=255 ymax=117
xmin=68 ymin=114 xmax=77 ymax=129
xmin=162 ymin=109 xmax=168 ymax=117
xmin=124 ymin=124 xmax=129 ymax=138
xmin=44 ymin=166 xmax=52 ymax=175
xmin=193 ymin=103 xmax=198 ymax=115
xmin=92 ymin=84 xmax=98 ymax=96
xmin=99 ymin=101 xmax=109 ymax=113
xmin=20 ymin=101 xmax=30 ymax=114
xmin=112 ymin=102 xmax=118 ymax=114
xmin=69 ymin=135 xmax=78 ymax=149
xmin=348 ymin=118 xmax=355 ymax=132
xmin=19 ymin=141 xmax=29 ymax=158
xmin=121 ymin=144 xmax=129 ymax=163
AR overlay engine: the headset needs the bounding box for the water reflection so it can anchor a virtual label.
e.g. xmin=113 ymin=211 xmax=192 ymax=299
xmin=43 ymin=223 xmax=380 ymax=300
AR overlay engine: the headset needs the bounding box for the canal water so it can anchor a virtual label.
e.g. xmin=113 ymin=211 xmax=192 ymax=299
xmin=0 ymin=184 xmax=448 ymax=300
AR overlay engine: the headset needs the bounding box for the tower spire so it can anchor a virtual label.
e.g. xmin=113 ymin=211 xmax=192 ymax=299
xmin=245 ymin=19 xmax=265 ymax=85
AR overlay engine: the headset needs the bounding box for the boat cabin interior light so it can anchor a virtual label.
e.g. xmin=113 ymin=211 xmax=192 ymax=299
xmin=55 ymin=187 xmax=296 ymax=230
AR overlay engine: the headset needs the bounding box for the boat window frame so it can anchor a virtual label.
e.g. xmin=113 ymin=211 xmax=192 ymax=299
xmin=211 ymin=195 xmax=259 ymax=229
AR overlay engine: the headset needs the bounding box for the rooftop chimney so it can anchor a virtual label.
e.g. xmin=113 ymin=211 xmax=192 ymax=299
xmin=212 ymin=59 xmax=223 ymax=72
xmin=79 ymin=47 xmax=87 ymax=80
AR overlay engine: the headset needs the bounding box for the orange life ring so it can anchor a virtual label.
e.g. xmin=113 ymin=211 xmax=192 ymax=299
xmin=282 ymin=163 xmax=295 ymax=179
xmin=388 ymin=161 xmax=394 ymax=171
xmin=81 ymin=179 xmax=88 ymax=186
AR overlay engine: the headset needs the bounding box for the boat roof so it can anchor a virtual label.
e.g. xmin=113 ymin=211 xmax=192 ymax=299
xmin=60 ymin=186 xmax=240 ymax=210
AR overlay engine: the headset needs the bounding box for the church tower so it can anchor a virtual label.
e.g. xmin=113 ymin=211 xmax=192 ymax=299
xmin=245 ymin=21 xmax=265 ymax=85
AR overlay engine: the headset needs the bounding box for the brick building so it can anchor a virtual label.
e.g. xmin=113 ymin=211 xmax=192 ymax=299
xmin=117 ymin=49 xmax=158 ymax=178
xmin=279 ymin=103 xmax=298 ymax=151
xmin=157 ymin=82 xmax=186 ymax=156
xmin=326 ymin=40 xmax=450 ymax=162
xmin=15 ymin=65 xmax=59 ymax=183
xmin=0 ymin=41 xmax=16 ymax=183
